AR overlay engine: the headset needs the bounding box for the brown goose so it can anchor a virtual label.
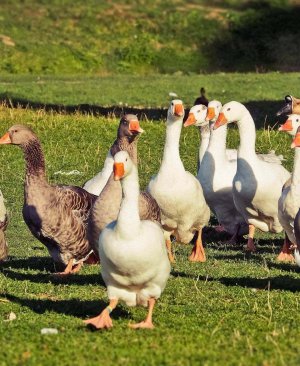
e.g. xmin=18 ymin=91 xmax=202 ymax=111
xmin=88 ymin=114 xmax=161 ymax=256
xmin=0 ymin=190 xmax=8 ymax=262
xmin=0 ymin=125 xmax=98 ymax=275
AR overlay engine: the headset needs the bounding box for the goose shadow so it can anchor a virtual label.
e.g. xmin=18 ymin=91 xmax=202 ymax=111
xmin=218 ymin=275 xmax=300 ymax=292
xmin=171 ymin=271 xmax=300 ymax=292
xmin=0 ymin=93 xmax=289 ymax=129
xmin=0 ymin=292 xmax=129 ymax=320
xmin=0 ymin=256 xmax=55 ymax=272
xmin=1 ymin=267 xmax=104 ymax=286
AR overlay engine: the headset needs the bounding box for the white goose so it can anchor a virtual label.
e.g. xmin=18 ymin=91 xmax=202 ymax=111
xmin=84 ymin=151 xmax=170 ymax=329
xmin=184 ymin=101 xmax=247 ymax=243
xmin=147 ymin=99 xmax=210 ymax=262
xmin=214 ymin=101 xmax=290 ymax=251
xmin=277 ymin=115 xmax=300 ymax=261
xmin=83 ymin=152 xmax=114 ymax=195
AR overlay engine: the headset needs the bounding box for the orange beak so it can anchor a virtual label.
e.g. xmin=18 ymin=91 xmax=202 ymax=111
xmin=184 ymin=113 xmax=196 ymax=127
xmin=174 ymin=103 xmax=184 ymax=117
xmin=205 ymin=107 xmax=215 ymax=121
xmin=129 ymin=120 xmax=144 ymax=133
xmin=113 ymin=162 xmax=125 ymax=180
xmin=213 ymin=112 xmax=228 ymax=130
xmin=279 ymin=119 xmax=293 ymax=132
xmin=291 ymin=133 xmax=300 ymax=148
xmin=0 ymin=132 xmax=11 ymax=144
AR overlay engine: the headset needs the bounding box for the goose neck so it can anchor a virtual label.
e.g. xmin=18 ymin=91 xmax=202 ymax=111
xmin=111 ymin=137 xmax=138 ymax=165
xmin=161 ymin=119 xmax=184 ymax=169
xmin=236 ymin=111 xmax=256 ymax=158
xmin=207 ymin=124 xmax=227 ymax=158
xmin=21 ymin=139 xmax=47 ymax=182
xmin=199 ymin=126 xmax=210 ymax=164
xmin=292 ymin=148 xmax=300 ymax=186
xmin=116 ymin=166 xmax=140 ymax=238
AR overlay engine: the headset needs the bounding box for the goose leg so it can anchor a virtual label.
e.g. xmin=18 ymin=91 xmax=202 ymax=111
xmin=244 ymin=224 xmax=256 ymax=252
xmin=277 ymin=234 xmax=295 ymax=262
xmin=84 ymin=299 xmax=118 ymax=329
xmin=128 ymin=298 xmax=155 ymax=329
xmin=221 ymin=224 xmax=240 ymax=246
xmin=52 ymin=258 xmax=75 ymax=276
xmin=189 ymin=228 xmax=206 ymax=262
xmin=53 ymin=258 xmax=83 ymax=276
xmin=166 ymin=239 xmax=175 ymax=263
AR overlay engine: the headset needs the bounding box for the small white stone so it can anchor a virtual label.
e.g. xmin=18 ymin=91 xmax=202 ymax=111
xmin=41 ymin=328 xmax=58 ymax=335
xmin=8 ymin=312 xmax=16 ymax=321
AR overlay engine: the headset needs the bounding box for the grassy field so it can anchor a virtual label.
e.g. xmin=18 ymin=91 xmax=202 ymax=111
xmin=1 ymin=72 xmax=300 ymax=129
xmin=0 ymin=0 xmax=298 ymax=74
xmin=0 ymin=98 xmax=300 ymax=365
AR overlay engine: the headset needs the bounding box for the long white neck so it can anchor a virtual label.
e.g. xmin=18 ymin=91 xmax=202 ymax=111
xmin=236 ymin=111 xmax=257 ymax=160
xmin=292 ymin=148 xmax=300 ymax=186
xmin=199 ymin=126 xmax=210 ymax=164
xmin=116 ymin=166 xmax=140 ymax=238
xmin=160 ymin=118 xmax=185 ymax=172
xmin=207 ymin=123 xmax=228 ymax=160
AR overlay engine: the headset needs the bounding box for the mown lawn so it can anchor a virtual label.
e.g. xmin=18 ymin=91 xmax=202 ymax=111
xmin=1 ymin=72 xmax=300 ymax=130
xmin=0 ymin=100 xmax=299 ymax=366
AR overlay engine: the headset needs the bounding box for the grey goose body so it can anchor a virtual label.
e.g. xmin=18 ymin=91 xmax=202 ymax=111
xmin=88 ymin=115 xmax=161 ymax=256
xmin=0 ymin=125 xmax=97 ymax=273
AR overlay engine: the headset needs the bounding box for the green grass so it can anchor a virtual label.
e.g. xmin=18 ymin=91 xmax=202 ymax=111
xmin=1 ymin=72 xmax=300 ymax=129
xmin=0 ymin=103 xmax=300 ymax=366
xmin=0 ymin=0 xmax=297 ymax=74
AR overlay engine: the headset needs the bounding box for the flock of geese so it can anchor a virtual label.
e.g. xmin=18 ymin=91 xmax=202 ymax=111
xmin=0 ymin=94 xmax=300 ymax=329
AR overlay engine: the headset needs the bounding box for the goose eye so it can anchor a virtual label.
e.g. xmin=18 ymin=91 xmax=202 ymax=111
xmin=126 ymin=158 xmax=128 ymax=162
xmin=227 ymin=108 xmax=231 ymax=111
xmin=297 ymin=119 xmax=299 ymax=122
xmin=197 ymin=110 xmax=200 ymax=113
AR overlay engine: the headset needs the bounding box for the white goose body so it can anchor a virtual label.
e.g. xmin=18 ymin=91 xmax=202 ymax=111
xmin=199 ymin=123 xmax=246 ymax=235
xmin=186 ymin=102 xmax=246 ymax=237
xmin=215 ymin=101 xmax=290 ymax=233
xmin=83 ymin=151 xmax=114 ymax=195
xmin=99 ymin=151 xmax=170 ymax=307
xmin=148 ymin=100 xmax=210 ymax=245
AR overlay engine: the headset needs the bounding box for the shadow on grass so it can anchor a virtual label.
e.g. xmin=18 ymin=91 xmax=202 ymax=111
xmin=1 ymin=268 xmax=104 ymax=286
xmin=0 ymin=256 xmax=55 ymax=272
xmin=218 ymin=275 xmax=300 ymax=292
xmin=0 ymin=94 xmax=287 ymax=128
xmin=0 ymin=292 xmax=129 ymax=320
xmin=172 ymin=270 xmax=300 ymax=292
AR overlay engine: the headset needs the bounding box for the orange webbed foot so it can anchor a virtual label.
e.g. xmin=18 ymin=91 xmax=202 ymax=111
xmin=189 ymin=246 xmax=206 ymax=262
xmin=84 ymin=310 xmax=113 ymax=329
xmin=128 ymin=321 xmax=154 ymax=329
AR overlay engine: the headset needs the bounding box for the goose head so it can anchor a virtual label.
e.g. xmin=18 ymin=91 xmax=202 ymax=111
xmin=291 ymin=126 xmax=300 ymax=149
xmin=206 ymin=100 xmax=222 ymax=123
xmin=213 ymin=101 xmax=247 ymax=130
xmin=113 ymin=151 xmax=134 ymax=181
xmin=278 ymin=114 xmax=300 ymax=136
xmin=0 ymin=125 xmax=37 ymax=146
xmin=167 ymin=99 xmax=185 ymax=124
xmin=117 ymin=114 xmax=144 ymax=139
xmin=184 ymin=104 xmax=207 ymax=127
xmin=277 ymin=95 xmax=300 ymax=116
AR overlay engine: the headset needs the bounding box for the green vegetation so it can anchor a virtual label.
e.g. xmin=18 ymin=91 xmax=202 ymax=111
xmin=0 ymin=103 xmax=299 ymax=365
xmin=1 ymin=72 xmax=300 ymax=129
xmin=0 ymin=0 xmax=298 ymax=75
